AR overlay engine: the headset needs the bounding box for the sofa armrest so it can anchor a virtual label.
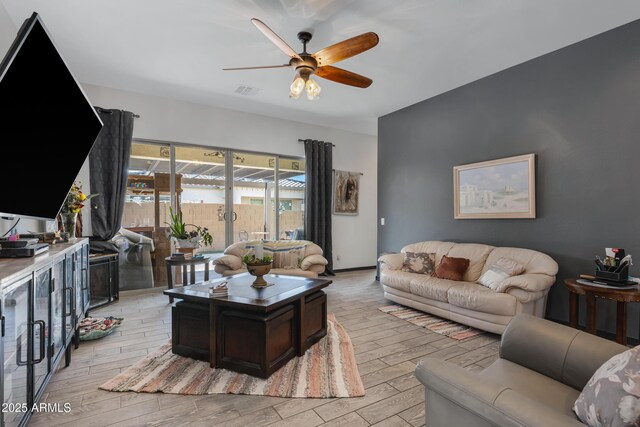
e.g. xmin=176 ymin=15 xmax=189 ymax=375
xmin=494 ymin=273 xmax=555 ymax=293
xmin=300 ymin=254 xmax=328 ymax=271
xmin=378 ymin=253 xmax=404 ymax=271
xmin=415 ymin=358 xmax=584 ymax=427
xmin=213 ymin=254 xmax=243 ymax=271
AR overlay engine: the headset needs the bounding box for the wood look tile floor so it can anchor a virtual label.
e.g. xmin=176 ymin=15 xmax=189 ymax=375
xmin=30 ymin=270 xmax=500 ymax=427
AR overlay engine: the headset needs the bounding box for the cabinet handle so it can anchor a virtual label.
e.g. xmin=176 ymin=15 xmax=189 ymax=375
xmin=33 ymin=320 xmax=46 ymax=363
xmin=223 ymin=212 xmax=228 ymax=221
xmin=51 ymin=277 xmax=56 ymax=293
xmin=16 ymin=329 xmax=27 ymax=366
xmin=63 ymin=287 xmax=72 ymax=317
xmin=232 ymin=212 xmax=238 ymax=222
xmin=1 ymin=316 xmax=4 ymax=338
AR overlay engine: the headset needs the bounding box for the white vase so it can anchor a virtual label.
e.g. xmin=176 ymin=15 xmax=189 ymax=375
xmin=174 ymin=237 xmax=200 ymax=249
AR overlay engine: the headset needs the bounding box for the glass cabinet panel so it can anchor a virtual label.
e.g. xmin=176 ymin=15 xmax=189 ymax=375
xmin=2 ymin=276 xmax=30 ymax=427
xmin=51 ymin=261 xmax=64 ymax=363
xmin=33 ymin=268 xmax=50 ymax=396
xmin=63 ymin=256 xmax=74 ymax=344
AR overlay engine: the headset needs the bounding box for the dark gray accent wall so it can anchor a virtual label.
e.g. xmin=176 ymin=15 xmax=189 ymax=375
xmin=378 ymin=19 xmax=640 ymax=337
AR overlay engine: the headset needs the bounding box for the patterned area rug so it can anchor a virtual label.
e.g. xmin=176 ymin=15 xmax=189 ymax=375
xmin=100 ymin=313 xmax=364 ymax=398
xmin=379 ymin=305 xmax=484 ymax=340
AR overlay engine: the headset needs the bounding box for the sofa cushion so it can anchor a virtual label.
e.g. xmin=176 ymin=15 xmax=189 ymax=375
xmin=434 ymin=255 xmax=470 ymax=281
xmin=447 ymin=283 xmax=517 ymax=316
xmin=478 ymin=257 xmax=525 ymax=290
xmin=401 ymin=252 xmax=436 ymax=274
xmin=446 ymin=243 xmax=495 ymax=282
xmin=483 ymin=247 xmax=558 ymax=276
xmin=480 ymin=359 xmax=581 ymax=418
xmin=380 ymin=270 xmax=416 ymax=294
xmin=573 ymin=345 xmax=640 ymax=427
xmin=402 ymin=241 xmax=455 ymax=266
xmin=410 ymin=276 xmax=462 ymax=302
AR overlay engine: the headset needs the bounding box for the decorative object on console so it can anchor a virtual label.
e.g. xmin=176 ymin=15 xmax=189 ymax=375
xmin=59 ymin=182 xmax=99 ymax=239
xmin=223 ymin=19 xmax=379 ymax=101
xmin=100 ymin=314 xmax=364 ymax=398
xmin=401 ymin=252 xmax=436 ymax=274
xmin=433 ymin=255 xmax=470 ymax=281
xmin=453 ymin=154 xmax=536 ymax=219
xmin=333 ymin=170 xmax=360 ymax=215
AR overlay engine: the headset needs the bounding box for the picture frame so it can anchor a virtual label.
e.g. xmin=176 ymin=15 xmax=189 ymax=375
xmin=453 ymin=154 xmax=536 ymax=219
xmin=333 ymin=170 xmax=360 ymax=215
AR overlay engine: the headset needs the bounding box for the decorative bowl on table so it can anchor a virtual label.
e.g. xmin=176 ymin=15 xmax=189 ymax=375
xmin=243 ymin=255 xmax=273 ymax=288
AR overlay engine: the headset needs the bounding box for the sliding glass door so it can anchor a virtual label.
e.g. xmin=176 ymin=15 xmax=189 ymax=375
xmin=121 ymin=140 xmax=304 ymax=284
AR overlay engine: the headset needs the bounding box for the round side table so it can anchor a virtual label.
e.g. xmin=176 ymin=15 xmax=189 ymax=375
xmin=165 ymin=256 xmax=210 ymax=303
xmin=564 ymin=277 xmax=640 ymax=345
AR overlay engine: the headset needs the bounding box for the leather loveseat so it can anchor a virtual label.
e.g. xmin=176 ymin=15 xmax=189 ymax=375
xmin=378 ymin=241 xmax=558 ymax=334
xmin=415 ymin=314 xmax=627 ymax=426
xmin=213 ymin=240 xmax=328 ymax=278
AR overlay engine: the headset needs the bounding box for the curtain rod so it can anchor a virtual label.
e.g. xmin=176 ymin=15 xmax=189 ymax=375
xmin=297 ymin=138 xmax=335 ymax=147
xmin=332 ymin=168 xmax=363 ymax=176
xmin=96 ymin=107 xmax=140 ymax=118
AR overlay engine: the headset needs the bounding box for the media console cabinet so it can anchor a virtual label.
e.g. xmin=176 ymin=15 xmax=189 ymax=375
xmin=0 ymin=239 xmax=90 ymax=427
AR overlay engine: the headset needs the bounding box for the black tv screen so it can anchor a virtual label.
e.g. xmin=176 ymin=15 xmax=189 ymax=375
xmin=0 ymin=12 xmax=103 ymax=221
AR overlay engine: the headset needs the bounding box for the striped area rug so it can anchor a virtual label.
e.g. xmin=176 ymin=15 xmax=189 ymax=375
xmin=379 ymin=305 xmax=484 ymax=340
xmin=100 ymin=314 xmax=364 ymax=398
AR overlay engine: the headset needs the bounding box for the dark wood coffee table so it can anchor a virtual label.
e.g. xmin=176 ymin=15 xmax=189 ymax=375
xmin=164 ymin=273 xmax=332 ymax=378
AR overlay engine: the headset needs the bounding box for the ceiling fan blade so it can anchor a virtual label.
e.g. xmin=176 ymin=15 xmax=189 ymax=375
xmin=251 ymin=18 xmax=302 ymax=60
xmin=315 ymin=66 xmax=373 ymax=88
xmin=312 ymin=32 xmax=379 ymax=66
xmin=223 ymin=64 xmax=290 ymax=71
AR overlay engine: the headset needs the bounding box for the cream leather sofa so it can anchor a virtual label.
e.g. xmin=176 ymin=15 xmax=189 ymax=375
xmin=378 ymin=241 xmax=558 ymax=334
xmin=213 ymin=240 xmax=328 ymax=278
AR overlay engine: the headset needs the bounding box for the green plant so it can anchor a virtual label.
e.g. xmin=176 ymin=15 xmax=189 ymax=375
xmin=243 ymin=254 xmax=273 ymax=265
xmin=165 ymin=207 xmax=213 ymax=247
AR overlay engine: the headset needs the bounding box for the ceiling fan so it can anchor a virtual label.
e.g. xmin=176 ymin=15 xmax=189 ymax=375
xmin=223 ymin=19 xmax=379 ymax=100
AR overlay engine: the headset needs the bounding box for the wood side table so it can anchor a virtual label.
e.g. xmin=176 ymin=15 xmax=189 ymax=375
xmin=165 ymin=256 xmax=210 ymax=303
xmin=564 ymin=277 xmax=640 ymax=345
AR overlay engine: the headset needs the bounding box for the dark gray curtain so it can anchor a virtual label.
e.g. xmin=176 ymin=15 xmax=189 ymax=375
xmin=304 ymin=139 xmax=334 ymax=275
xmin=89 ymin=108 xmax=134 ymax=241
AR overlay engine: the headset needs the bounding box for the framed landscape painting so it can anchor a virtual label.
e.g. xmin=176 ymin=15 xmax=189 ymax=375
xmin=453 ymin=154 xmax=536 ymax=219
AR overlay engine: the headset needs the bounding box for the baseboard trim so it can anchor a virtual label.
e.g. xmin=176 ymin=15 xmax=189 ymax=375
xmin=334 ymin=266 xmax=376 ymax=273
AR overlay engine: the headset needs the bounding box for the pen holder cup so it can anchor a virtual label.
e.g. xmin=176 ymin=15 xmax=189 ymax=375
xmin=595 ymin=264 xmax=629 ymax=283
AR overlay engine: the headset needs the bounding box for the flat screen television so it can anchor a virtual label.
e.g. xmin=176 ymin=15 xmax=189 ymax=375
xmin=0 ymin=12 xmax=103 ymax=221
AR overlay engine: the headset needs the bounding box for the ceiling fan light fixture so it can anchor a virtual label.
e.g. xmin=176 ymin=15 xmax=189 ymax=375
xmin=305 ymin=78 xmax=321 ymax=100
xmin=289 ymin=74 xmax=306 ymax=99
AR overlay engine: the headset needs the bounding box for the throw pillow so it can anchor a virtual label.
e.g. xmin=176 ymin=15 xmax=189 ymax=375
xmin=432 ymin=255 xmax=470 ymax=281
xmin=402 ymin=252 xmax=436 ymax=275
xmin=477 ymin=257 xmax=526 ymax=290
xmin=574 ymin=346 xmax=640 ymax=426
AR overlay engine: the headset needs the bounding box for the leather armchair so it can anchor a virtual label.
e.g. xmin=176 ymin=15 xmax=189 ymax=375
xmin=415 ymin=314 xmax=626 ymax=426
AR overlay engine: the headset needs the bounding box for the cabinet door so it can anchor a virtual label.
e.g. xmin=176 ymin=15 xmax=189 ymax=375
xmin=33 ymin=268 xmax=51 ymax=397
xmin=63 ymin=255 xmax=74 ymax=345
xmin=81 ymin=244 xmax=90 ymax=312
xmin=2 ymin=276 xmax=31 ymax=427
xmin=51 ymin=261 xmax=65 ymax=364
xmin=74 ymin=246 xmax=89 ymax=318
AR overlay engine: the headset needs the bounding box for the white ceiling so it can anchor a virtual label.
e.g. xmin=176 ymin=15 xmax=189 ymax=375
xmin=2 ymin=0 xmax=640 ymax=136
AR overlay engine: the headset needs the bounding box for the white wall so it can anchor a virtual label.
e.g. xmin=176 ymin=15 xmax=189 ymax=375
xmin=82 ymin=84 xmax=377 ymax=269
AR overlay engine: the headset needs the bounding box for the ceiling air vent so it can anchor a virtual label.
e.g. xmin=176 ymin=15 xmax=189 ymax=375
xmin=234 ymin=85 xmax=262 ymax=96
